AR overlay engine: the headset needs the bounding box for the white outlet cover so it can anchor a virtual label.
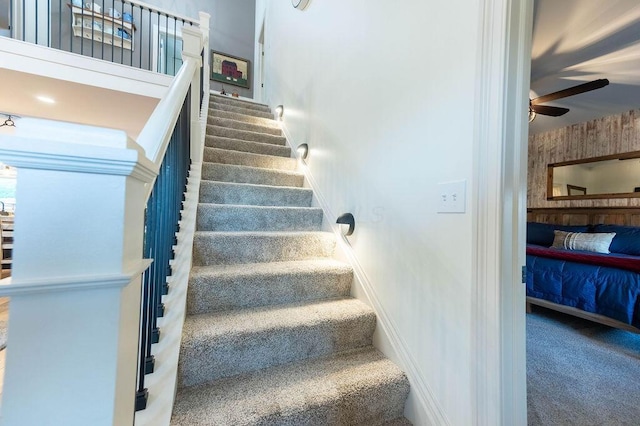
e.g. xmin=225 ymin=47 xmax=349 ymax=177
xmin=437 ymin=180 xmax=466 ymax=213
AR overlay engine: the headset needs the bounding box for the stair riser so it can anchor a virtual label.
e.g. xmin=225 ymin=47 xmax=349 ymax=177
xmin=210 ymin=95 xmax=271 ymax=112
xmin=193 ymin=233 xmax=336 ymax=266
xmin=201 ymin=163 xmax=304 ymax=187
xmin=204 ymin=147 xmax=297 ymax=171
xmin=199 ymin=181 xmax=311 ymax=206
xmin=260 ymin=377 xmax=410 ymax=426
xmin=210 ymin=109 xmax=279 ymax=128
xmin=187 ymin=268 xmax=353 ymax=315
xmin=205 ymin=136 xmax=291 ymax=158
xmin=208 ymin=116 xmax=282 ymax=136
xmin=207 ymin=125 xmax=286 ymax=146
xmin=178 ymin=313 xmax=376 ymax=387
xmin=196 ymin=205 xmax=323 ymax=232
xmin=171 ymin=348 xmax=410 ymax=426
xmin=210 ymin=102 xmax=273 ymax=119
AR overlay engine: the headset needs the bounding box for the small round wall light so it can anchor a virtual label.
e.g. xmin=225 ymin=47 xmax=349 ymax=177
xmin=336 ymin=213 xmax=355 ymax=236
xmin=292 ymin=0 xmax=311 ymax=10
xmin=297 ymin=143 xmax=309 ymax=161
xmin=275 ymin=105 xmax=284 ymax=120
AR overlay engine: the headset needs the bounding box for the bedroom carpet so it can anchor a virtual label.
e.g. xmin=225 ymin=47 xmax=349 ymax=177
xmin=170 ymin=94 xmax=410 ymax=425
xmin=527 ymin=306 xmax=640 ymax=426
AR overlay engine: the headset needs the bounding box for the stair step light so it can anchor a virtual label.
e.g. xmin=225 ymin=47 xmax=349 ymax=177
xmin=297 ymin=143 xmax=309 ymax=161
xmin=336 ymin=213 xmax=355 ymax=236
xmin=275 ymin=105 xmax=284 ymax=120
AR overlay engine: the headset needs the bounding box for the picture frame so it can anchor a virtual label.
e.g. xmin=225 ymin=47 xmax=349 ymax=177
xmin=566 ymin=184 xmax=587 ymax=196
xmin=210 ymin=50 xmax=250 ymax=89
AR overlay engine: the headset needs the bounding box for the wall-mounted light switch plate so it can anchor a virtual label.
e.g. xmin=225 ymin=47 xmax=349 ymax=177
xmin=437 ymin=180 xmax=466 ymax=213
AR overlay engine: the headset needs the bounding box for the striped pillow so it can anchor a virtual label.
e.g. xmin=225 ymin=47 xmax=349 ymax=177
xmin=551 ymin=230 xmax=616 ymax=254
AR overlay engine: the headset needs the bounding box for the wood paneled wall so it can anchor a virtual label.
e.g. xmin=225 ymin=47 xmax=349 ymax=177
xmin=528 ymin=109 xmax=640 ymax=208
xmin=527 ymin=208 xmax=640 ymax=226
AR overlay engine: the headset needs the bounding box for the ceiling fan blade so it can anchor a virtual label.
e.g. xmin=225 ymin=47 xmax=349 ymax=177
xmin=531 ymin=104 xmax=570 ymax=117
xmin=531 ymin=78 xmax=609 ymax=105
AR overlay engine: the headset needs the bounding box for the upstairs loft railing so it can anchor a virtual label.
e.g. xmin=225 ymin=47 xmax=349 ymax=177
xmin=5 ymin=0 xmax=199 ymax=75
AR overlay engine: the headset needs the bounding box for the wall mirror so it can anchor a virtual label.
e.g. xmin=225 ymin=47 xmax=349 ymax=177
xmin=547 ymin=151 xmax=640 ymax=200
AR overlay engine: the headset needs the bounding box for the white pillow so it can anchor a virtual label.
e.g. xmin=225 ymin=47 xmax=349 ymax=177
xmin=551 ymin=230 xmax=616 ymax=254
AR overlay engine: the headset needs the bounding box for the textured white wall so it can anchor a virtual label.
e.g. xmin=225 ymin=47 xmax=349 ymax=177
xmin=255 ymin=1 xmax=479 ymax=424
xmin=144 ymin=0 xmax=256 ymax=98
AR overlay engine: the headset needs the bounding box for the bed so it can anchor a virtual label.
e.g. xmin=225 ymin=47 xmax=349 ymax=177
xmin=526 ymin=207 xmax=640 ymax=333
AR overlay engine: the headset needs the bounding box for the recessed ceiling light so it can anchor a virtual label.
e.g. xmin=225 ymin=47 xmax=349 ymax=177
xmin=36 ymin=95 xmax=56 ymax=104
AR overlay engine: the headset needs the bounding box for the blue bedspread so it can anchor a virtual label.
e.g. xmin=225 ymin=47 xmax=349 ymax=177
xmin=526 ymin=244 xmax=640 ymax=328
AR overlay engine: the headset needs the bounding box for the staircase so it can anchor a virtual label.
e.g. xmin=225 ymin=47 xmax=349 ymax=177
xmin=170 ymin=94 xmax=410 ymax=425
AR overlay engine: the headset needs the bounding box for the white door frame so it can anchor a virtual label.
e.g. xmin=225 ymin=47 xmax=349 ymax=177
xmin=152 ymin=23 xmax=183 ymax=75
xmin=472 ymin=0 xmax=533 ymax=424
xmin=257 ymin=18 xmax=266 ymax=103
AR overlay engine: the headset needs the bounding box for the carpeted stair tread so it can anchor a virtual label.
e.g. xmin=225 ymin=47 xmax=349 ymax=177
xmin=208 ymin=116 xmax=282 ymax=136
xmin=204 ymin=147 xmax=297 ymax=171
xmin=201 ymin=163 xmax=304 ymax=188
xmin=187 ymin=259 xmax=353 ymax=314
xmin=210 ymin=108 xmax=280 ymax=128
xmin=179 ymin=298 xmax=377 ymax=387
xmin=209 ymin=101 xmax=273 ymax=119
xmin=207 ymin=124 xmax=286 ymax=146
xmin=197 ymin=204 xmax=323 ymax=232
xmin=199 ymin=180 xmax=311 ymax=206
xmin=206 ymin=135 xmax=291 ymax=158
xmin=193 ymin=231 xmax=336 ymax=266
xmin=210 ymin=94 xmax=271 ymax=112
xmin=171 ymin=347 xmax=410 ymax=426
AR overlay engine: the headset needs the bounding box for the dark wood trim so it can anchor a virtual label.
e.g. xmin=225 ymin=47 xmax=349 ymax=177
xmin=526 ymin=297 xmax=640 ymax=334
xmin=550 ymin=192 xmax=640 ymax=201
xmin=549 ymin=150 xmax=640 ymax=167
xmin=527 ymin=207 xmax=640 ymax=226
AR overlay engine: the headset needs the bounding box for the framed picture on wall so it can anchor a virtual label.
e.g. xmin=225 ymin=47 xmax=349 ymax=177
xmin=210 ymin=50 xmax=250 ymax=89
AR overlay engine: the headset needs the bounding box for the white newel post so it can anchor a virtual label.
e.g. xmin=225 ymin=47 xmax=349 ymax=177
xmin=0 ymin=119 xmax=156 ymax=426
xmin=182 ymin=26 xmax=205 ymax=164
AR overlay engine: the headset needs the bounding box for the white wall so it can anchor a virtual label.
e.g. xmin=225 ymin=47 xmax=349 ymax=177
xmin=255 ymin=2 xmax=479 ymax=424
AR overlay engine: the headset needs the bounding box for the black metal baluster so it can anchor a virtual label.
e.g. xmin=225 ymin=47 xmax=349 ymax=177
xmin=148 ymin=8 xmax=152 ymax=71
xmin=138 ymin=7 xmax=143 ymax=69
xmin=110 ymin=0 xmax=114 ymax=62
xmin=47 ymin=0 xmax=50 ymax=46
xmin=129 ymin=3 xmax=134 ymax=67
xmin=80 ymin=2 xmax=84 ymax=55
xmin=163 ymin=14 xmax=168 ymax=74
xmin=172 ymin=17 xmax=177 ymax=75
xmin=90 ymin=2 xmax=96 ymax=57
xmin=69 ymin=1 xmax=73 ymax=53
xmin=156 ymin=11 xmax=160 ymax=72
xmin=120 ymin=0 xmax=124 ymax=64
xmin=100 ymin=0 xmax=104 ymax=59
xmin=58 ymin=0 xmax=62 ymax=49
xmin=34 ymin=0 xmax=38 ymax=43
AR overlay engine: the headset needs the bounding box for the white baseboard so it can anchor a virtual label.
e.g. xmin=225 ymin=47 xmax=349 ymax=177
xmin=279 ymin=122 xmax=450 ymax=426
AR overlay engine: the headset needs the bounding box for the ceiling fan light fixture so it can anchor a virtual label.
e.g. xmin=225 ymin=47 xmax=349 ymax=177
xmin=528 ymin=108 xmax=536 ymax=122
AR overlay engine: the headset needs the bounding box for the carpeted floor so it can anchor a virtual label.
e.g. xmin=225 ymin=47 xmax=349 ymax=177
xmin=527 ymin=306 xmax=640 ymax=425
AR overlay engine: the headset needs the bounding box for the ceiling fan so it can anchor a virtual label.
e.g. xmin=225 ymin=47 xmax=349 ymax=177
xmin=528 ymin=78 xmax=610 ymax=122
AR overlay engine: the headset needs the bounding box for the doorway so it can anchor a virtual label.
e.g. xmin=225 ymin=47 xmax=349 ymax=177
xmin=257 ymin=18 xmax=265 ymax=103
xmin=152 ymin=24 xmax=183 ymax=76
